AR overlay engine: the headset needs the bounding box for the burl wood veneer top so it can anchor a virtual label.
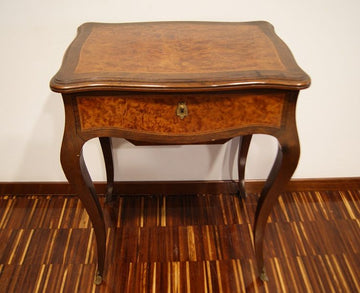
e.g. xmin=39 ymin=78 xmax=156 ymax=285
xmin=50 ymin=21 xmax=310 ymax=93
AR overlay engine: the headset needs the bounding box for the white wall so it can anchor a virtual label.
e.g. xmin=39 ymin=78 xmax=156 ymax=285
xmin=0 ymin=0 xmax=359 ymax=182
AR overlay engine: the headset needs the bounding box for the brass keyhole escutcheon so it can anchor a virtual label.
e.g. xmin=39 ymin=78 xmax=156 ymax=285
xmin=176 ymin=102 xmax=188 ymax=119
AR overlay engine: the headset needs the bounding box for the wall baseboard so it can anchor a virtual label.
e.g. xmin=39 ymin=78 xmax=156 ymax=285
xmin=0 ymin=178 xmax=359 ymax=196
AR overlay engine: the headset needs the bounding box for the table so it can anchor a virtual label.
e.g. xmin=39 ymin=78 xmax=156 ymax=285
xmin=50 ymin=21 xmax=310 ymax=284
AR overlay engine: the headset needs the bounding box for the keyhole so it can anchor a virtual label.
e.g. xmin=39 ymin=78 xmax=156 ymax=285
xmin=176 ymin=102 xmax=188 ymax=119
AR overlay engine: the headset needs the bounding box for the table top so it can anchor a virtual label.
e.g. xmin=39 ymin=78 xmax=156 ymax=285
xmin=50 ymin=21 xmax=310 ymax=93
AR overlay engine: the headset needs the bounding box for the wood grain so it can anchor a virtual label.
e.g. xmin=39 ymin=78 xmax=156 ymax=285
xmin=0 ymin=189 xmax=359 ymax=292
xmin=1 ymin=178 xmax=360 ymax=195
xmin=75 ymin=22 xmax=285 ymax=74
xmin=50 ymin=21 xmax=310 ymax=93
xmin=76 ymin=91 xmax=285 ymax=135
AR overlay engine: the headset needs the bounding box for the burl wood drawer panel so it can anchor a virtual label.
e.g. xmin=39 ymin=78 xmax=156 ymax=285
xmin=76 ymin=91 xmax=285 ymax=135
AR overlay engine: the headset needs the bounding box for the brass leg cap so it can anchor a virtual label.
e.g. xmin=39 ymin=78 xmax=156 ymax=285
xmin=260 ymin=269 xmax=269 ymax=282
xmin=94 ymin=273 xmax=103 ymax=285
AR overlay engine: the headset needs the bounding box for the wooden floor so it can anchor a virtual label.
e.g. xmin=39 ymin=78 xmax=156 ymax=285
xmin=0 ymin=189 xmax=359 ymax=292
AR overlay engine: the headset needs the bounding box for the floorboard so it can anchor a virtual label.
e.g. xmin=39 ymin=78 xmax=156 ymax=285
xmin=0 ymin=190 xmax=359 ymax=292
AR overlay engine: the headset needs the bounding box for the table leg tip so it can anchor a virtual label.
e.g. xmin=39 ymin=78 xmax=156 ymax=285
xmin=105 ymin=192 xmax=115 ymax=203
xmin=260 ymin=269 xmax=269 ymax=282
xmin=94 ymin=273 xmax=103 ymax=285
xmin=236 ymin=187 xmax=247 ymax=199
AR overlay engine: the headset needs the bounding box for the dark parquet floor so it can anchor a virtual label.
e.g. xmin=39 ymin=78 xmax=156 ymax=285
xmin=0 ymin=189 xmax=359 ymax=292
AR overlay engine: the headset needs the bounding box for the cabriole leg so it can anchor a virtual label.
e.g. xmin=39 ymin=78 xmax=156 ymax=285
xmin=238 ymin=135 xmax=252 ymax=198
xmin=61 ymin=138 xmax=106 ymax=285
xmin=99 ymin=137 xmax=114 ymax=202
xmin=253 ymin=134 xmax=300 ymax=282
xmin=61 ymin=97 xmax=106 ymax=285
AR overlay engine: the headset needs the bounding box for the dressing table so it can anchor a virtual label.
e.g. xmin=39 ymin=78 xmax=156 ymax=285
xmin=50 ymin=21 xmax=310 ymax=284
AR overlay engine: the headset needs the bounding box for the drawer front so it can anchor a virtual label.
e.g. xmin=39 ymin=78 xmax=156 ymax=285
xmin=76 ymin=91 xmax=285 ymax=135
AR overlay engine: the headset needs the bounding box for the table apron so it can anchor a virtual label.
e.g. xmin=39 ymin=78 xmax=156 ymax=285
xmin=71 ymin=90 xmax=293 ymax=143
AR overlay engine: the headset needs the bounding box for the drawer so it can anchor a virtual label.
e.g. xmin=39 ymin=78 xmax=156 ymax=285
xmin=75 ymin=90 xmax=285 ymax=136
